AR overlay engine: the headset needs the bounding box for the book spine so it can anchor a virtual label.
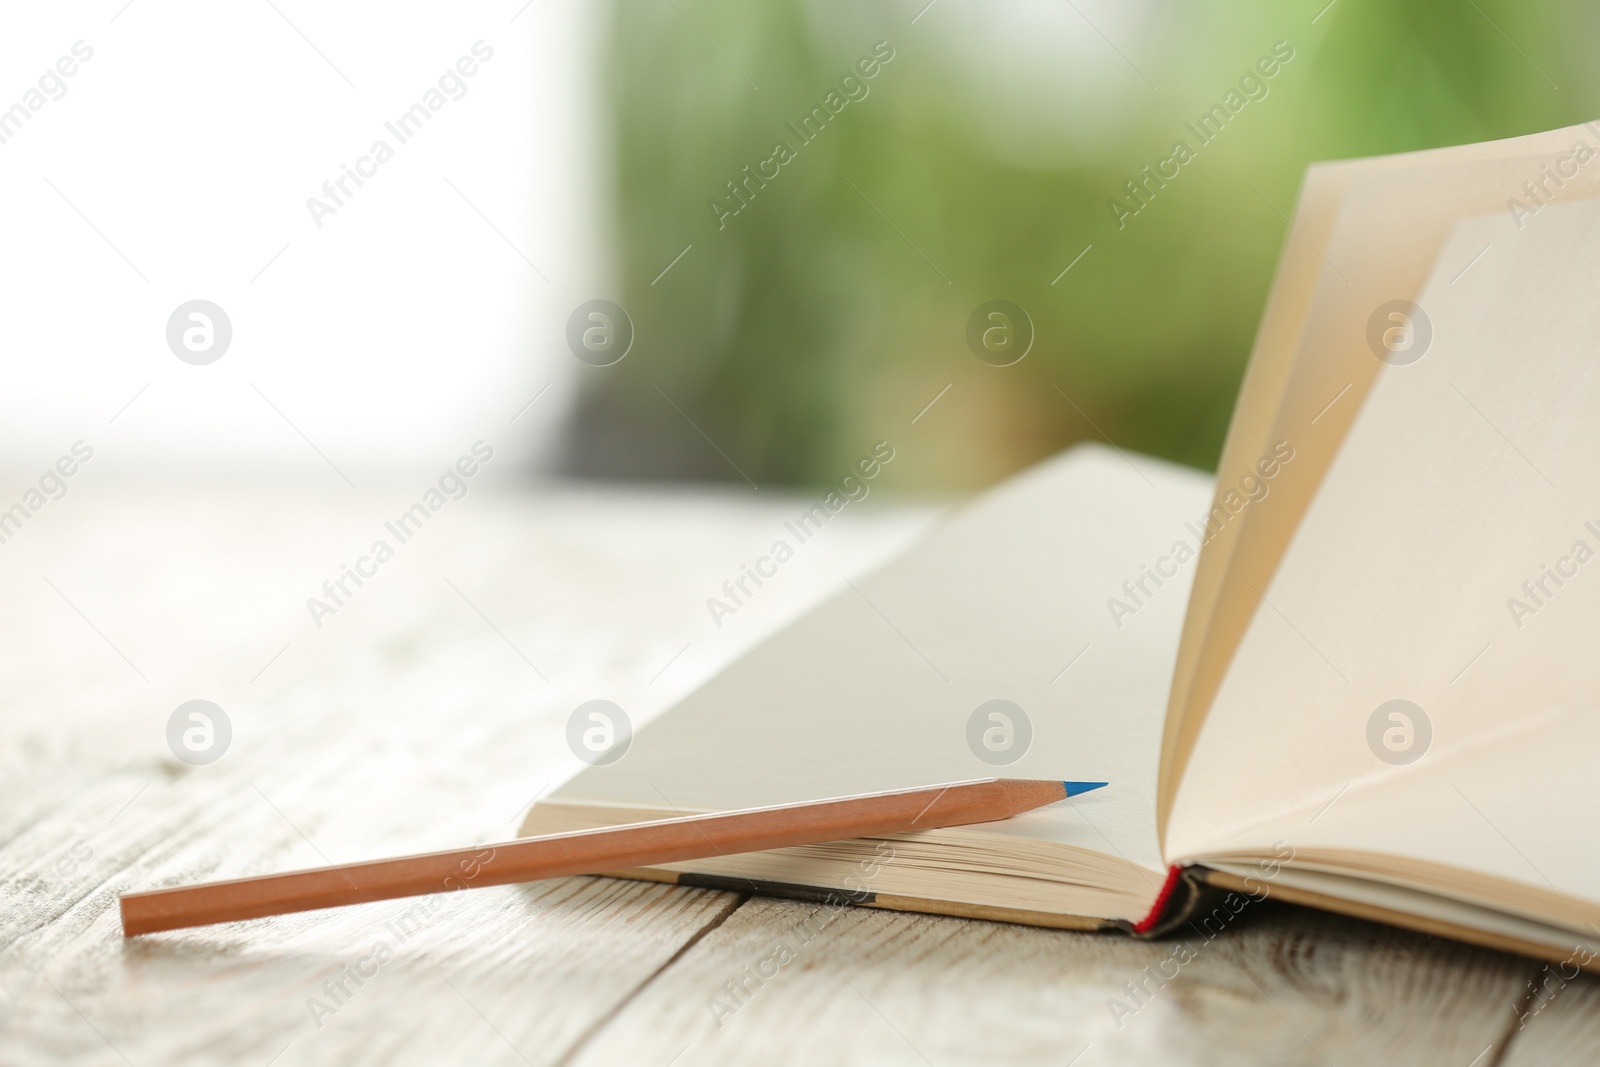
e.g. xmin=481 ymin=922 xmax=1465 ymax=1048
xmin=1122 ymin=865 xmax=1225 ymax=939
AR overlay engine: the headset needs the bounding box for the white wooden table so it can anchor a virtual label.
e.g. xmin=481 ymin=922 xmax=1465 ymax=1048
xmin=1 ymin=479 xmax=1595 ymax=1065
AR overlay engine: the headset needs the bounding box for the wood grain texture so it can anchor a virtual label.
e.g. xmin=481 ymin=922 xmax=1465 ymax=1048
xmin=566 ymin=896 xmax=1538 ymax=1067
xmin=1498 ymin=963 xmax=1600 ymax=1065
xmin=0 ymin=481 xmax=930 ymax=1066
xmin=0 ymin=481 xmax=1594 ymax=1064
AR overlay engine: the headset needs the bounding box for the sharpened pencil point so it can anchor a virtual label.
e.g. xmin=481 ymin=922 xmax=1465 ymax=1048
xmin=1063 ymin=781 xmax=1108 ymax=798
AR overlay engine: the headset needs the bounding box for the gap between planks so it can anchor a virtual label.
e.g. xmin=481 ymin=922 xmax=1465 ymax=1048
xmin=550 ymin=890 xmax=750 ymax=1067
xmin=1491 ymin=969 xmax=1562 ymax=1067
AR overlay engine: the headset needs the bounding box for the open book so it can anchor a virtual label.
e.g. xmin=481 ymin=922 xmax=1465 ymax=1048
xmin=524 ymin=122 xmax=1600 ymax=970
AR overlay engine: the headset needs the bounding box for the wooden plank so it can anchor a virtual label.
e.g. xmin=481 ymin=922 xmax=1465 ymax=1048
xmin=1499 ymin=963 xmax=1600 ymax=1064
xmin=0 ymin=484 xmax=931 ymax=1066
xmin=0 ymin=735 xmax=742 ymax=1065
xmin=569 ymin=895 xmax=1535 ymax=1067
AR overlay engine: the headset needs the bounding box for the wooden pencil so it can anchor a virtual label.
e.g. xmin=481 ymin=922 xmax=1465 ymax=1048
xmin=120 ymin=777 xmax=1105 ymax=936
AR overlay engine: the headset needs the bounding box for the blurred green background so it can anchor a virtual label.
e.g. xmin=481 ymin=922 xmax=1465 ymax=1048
xmin=563 ymin=0 xmax=1593 ymax=490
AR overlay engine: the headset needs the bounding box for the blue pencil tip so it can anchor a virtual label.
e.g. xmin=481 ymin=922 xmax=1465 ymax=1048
xmin=1063 ymin=781 xmax=1108 ymax=798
